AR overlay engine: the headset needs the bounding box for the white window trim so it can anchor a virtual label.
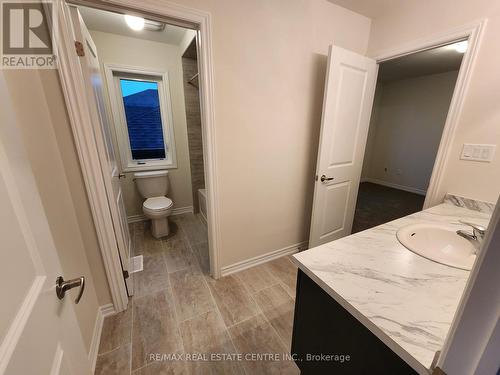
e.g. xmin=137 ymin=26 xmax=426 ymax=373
xmin=104 ymin=63 xmax=177 ymax=172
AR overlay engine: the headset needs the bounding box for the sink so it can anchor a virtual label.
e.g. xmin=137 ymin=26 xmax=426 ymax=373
xmin=396 ymin=223 xmax=476 ymax=270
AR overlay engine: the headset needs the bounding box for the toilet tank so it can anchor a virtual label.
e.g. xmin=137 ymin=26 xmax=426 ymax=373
xmin=134 ymin=170 xmax=169 ymax=198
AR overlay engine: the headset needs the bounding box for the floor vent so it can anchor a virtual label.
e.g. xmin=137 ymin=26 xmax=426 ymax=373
xmin=129 ymin=255 xmax=143 ymax=274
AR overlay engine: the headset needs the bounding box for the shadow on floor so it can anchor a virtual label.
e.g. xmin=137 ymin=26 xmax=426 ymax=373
xmin=352 ymin=182 xmax=425 ymax=234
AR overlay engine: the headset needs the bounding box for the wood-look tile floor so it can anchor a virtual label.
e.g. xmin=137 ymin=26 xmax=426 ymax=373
xmin=95 ymin=214 xmax=299 ymax=375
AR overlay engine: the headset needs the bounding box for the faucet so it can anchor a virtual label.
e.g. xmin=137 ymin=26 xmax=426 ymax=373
xmin=456 ymin=220 xmax=487 ymax=252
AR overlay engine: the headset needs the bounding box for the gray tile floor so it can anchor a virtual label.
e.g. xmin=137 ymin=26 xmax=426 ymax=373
xmin=95 ymin=214 xmax=299 ymax=374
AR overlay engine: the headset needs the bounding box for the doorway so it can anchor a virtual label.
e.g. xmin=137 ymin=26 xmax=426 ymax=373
xmin=56 ymin=0 xmax=220 ymax=312
xmin=76 ymin=3 xmax=212 ymax=278
xmin=353 ymin=41 xmax=465 ymax=233
xmin=308 ymin=21 xmax=483 ymax=248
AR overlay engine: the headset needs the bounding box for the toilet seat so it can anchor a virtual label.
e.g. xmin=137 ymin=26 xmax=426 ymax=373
xmin=143 ymin=196 xmax=173 ymax=214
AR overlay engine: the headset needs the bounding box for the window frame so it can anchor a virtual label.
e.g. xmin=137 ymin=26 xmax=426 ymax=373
xmin=104 ymin=64 xmax=177 ymax=172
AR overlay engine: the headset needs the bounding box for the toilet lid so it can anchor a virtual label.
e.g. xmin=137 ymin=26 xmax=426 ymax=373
xmin=143 ymin=197 xmax=173 ymax=211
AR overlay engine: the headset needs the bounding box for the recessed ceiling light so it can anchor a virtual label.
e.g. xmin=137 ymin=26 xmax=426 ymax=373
xmin=449 ymin=40 xmax=468 ymax=53
xmin=124 ymin=15 xmax=144 ymax=31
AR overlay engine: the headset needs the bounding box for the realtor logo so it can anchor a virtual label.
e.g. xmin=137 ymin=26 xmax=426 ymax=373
xmin=1 ymin=0 xmax=57 ymax=69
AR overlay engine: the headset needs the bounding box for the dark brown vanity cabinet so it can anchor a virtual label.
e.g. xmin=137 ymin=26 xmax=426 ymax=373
xmin=291 ymin=270 xmax=417 ymax=374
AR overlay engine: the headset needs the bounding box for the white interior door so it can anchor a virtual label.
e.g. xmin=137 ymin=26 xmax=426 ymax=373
xmin=70 ymin=7 xmax=133 ymax=294
xmin=0 ymin=73 xmax=90 ymax=374
xmin=309 ymin=45 xmax=378 ymax=248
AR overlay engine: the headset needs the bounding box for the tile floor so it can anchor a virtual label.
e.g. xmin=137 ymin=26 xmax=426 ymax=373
xmin=95 ymin=214 xmax=299 ymax=374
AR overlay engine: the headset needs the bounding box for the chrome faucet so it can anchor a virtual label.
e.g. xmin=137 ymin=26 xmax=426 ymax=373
xmin=456 ymin=220 xmax=487 ymax=251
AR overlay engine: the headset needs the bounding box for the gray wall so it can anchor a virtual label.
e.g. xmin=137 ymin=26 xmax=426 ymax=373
xmin=362 ymin=70 xmax=459 ymax=194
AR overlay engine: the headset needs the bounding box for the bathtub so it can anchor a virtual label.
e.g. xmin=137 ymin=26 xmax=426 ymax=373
xmin=198 ymin=188 xmax=207 ymax=225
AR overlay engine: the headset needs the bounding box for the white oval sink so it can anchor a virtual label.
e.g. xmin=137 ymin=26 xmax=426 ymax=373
xmin=396 ymin=223 xmax=476 ymax=270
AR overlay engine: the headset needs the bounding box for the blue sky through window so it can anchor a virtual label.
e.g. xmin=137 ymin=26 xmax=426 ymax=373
xmin=119 ymin=78 xmax=165 ymax=160
xmin=120 ymin=79 xmax=158 ymax=97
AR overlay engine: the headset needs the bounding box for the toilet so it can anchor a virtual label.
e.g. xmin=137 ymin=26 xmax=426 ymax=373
xmin=134 ymin=170 xmax=173 ymax=238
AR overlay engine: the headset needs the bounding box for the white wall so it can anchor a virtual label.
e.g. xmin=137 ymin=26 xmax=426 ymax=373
xmin=90 ymin=30 xmax=194 ymax=217
xmin=29 ymin=0 xmax=371 ymax=310
xmin=362 ymin=70 xmax=459 ymax=194
xmin=367 ymin=0 xmax=500 ymax=204
xmin=179 ymin=29 xmax=196 ymax=56
xmin=166 ymin=0 xmax=371 ymax=267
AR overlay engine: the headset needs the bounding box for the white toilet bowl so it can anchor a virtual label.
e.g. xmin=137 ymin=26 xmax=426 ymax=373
xmin=143 ymin=196 xmax=173 ymax=238
xmin=134 ymin=170 xmax=173 ymax=239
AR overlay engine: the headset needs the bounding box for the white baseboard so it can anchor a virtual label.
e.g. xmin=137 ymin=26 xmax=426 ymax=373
xmin=127 ymin=214 xmax=146 ymax=223
xmin=89 ymin=304 xmax=116 ymax=372
xmin=127 ymin=206 xmax=194 ymax=223
xmin=362 ymin=178 xmax=427 ymax=196
xmin=220 ymin=241 xmax=308 ymax=277
xmin=100 ymin=303 xmax=116 ymax=317
xmin=172 ymin=206 xmax=194 ymax=216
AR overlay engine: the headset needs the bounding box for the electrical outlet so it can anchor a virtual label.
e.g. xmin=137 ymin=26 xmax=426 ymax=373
xmin=460 ymin=144 xmax=496 ymax=162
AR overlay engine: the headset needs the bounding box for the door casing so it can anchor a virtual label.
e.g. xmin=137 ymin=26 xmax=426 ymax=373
xmin=309 ymin=19 xmax=487 ymax=248
xmin=372 ymin=19 xmax=487 ymax=210
xmin=70 ymin=7 xmax=134 ymax=295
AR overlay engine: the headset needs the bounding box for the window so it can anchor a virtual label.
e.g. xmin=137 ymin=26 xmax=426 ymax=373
xmin=120 ymin=79 xmax=165 ymax=160
xmin=106 ymin=65 xmax=176 ymax=171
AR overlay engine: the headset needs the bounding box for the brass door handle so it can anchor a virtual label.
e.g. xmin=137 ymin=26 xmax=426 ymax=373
xmin=320 ymin=175 xmax=334 ymax=183
xmin=56 ymin=276 xmax=85 ymax=304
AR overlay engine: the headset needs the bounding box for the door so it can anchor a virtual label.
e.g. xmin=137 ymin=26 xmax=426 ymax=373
xmin=70 ymin=7 xmax=133 ymax=294
xmin=0 ymin=73 xmax=90 ymax=374
xmin=309 ymin=45 xmax=378 ymax=248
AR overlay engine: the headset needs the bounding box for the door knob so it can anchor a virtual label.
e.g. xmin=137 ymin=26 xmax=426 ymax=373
xmin=320 ymin=175 xmax=334 ymax=183
xmin=56 ymin=276 xmax=85 ymax=304
xmin=118 ymin=173 xmax=126 ymax=179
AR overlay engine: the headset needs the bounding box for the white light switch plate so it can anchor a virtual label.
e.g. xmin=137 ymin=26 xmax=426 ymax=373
xmin=460 ymin=144 xmax=496 ymax=162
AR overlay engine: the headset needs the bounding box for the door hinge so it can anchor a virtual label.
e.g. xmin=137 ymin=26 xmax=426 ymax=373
xmin=123 ymin=270 xmax=129 ymax=279
xmin=75 ymin=41 xmax=85 ymax=57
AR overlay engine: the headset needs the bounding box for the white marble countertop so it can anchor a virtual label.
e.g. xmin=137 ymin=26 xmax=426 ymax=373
xmin=292 ymin=202 xmax=492 ymax=374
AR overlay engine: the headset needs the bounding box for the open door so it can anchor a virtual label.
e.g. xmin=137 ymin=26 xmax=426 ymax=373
xmin=309 ymin=45 xmax=378 ymax=248
xmin=0 ymin=72 xmax=90 ymax=374
xmin=70 ymin=7 xmax=133 ymax=294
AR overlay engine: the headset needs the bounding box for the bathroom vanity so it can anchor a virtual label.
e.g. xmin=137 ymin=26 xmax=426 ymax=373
xmin=291 ymin=197 xmax=492 ymax=374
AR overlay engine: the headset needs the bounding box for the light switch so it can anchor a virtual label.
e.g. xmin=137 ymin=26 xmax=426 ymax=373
xmin=460 ymin=144 xmax=496 ymax=162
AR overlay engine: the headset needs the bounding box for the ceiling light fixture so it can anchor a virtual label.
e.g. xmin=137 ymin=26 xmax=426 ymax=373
xmin=124 ymin=15 xmax=145 ymax=31
xmin=450 ymin=40 xmax=468 ymax=53
xmin=144 ymin=19 xmax=165 ymax=32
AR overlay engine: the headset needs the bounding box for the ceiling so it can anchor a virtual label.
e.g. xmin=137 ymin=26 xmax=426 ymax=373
xmin=327 ymin=0 xmax=399 ymax=18
xmin=378 ymin=43 xmax=465 ymax=83
xmin=78 ymin=6 xmax=188 ymax=45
